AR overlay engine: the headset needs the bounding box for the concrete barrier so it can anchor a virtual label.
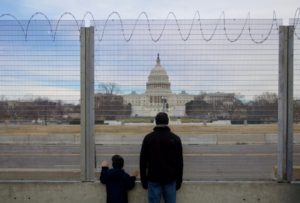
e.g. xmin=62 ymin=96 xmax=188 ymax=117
xmin=0 ymin=134 xmax=78 ymax=144
xmin=0 ymin=135 xmax=30 ymax=144
xmin=273 ymin=166 xmax=300 ymax=181
xmin=182 ymin=134 xmax=218 ymax=145
xmin=264 ymin=133 xmax=300 ymax=144
xmin=217 ymin=134 xmax=265 ymax=144
xmin=94 ymin=134 xmax=143 ymax=145
xmin=265 ymin=134 xmax=278 ymax=144
xmin=0 ymin=168 xmax=81 ymax=181
xmin=0 ymin=133 xmax=300 ymax=145
xmin=0 ymin=181 xmax=299 ymax=203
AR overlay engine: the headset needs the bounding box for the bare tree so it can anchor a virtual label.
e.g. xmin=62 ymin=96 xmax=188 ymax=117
xmin=226 ymin=95 xmax=244 ymax=119
xmin=33 ymin=97 xmax=56 ymax=125
xmin=185 ymin=100 xmax=213 ymax=119
xmin=97 ymin=82 xmax=120 ymax=95
xmin=247 ymin=92 xmax=278 ymax=123
xmin=94 ymin=93 xmax=131 ymax=120
xmin=0 ymin=95 xmax=6 ymax=101
xmin=294 ymin=100 xmax=300 ymax=122
xmin=254 ymin=92 xmax=277 ymax=105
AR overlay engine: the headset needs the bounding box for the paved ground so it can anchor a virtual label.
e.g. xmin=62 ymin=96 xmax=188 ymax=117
xmin=0 ymin=143 xmax=299 ymax=181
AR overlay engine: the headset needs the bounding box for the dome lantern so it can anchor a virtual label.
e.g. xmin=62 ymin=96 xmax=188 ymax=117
xmin=145 ymin=54 xmax=172 ymax=95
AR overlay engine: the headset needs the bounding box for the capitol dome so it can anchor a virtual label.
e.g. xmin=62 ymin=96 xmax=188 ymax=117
xmin=123 ymin=53 xmax=194 ymax=117
xmin=145 ymin=54 xmax=172 ymax=95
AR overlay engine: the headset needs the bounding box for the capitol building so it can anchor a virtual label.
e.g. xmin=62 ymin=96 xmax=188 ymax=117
xmin=123 ymin=54 xmax=194 ymax=117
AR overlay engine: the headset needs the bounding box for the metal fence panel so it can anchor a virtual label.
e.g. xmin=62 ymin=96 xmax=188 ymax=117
xmin=94 ymin=17 xmax=282 ymax=181
xmin=0 ymin=19 xmax=81 ymax=181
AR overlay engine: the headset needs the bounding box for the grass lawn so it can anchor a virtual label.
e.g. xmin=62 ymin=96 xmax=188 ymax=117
xmin=1 ymin=123 xmax=300 ymax=136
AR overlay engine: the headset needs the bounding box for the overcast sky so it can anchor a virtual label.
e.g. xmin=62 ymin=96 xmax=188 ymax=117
xmin=0 ymin=0 xmax=299 ymax=103
xmin=0 ymin=0 xmax=299 ymax=24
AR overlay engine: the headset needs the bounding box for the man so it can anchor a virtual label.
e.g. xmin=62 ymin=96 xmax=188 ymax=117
xmin=140 ymin=112 xmax=183 ymax=203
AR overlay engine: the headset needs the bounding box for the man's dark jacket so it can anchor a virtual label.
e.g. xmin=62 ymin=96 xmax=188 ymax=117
xmin=100 ymin=167 xmax=136 ymax=203
xmin=140 ymin=126 xmax=183 ymax=190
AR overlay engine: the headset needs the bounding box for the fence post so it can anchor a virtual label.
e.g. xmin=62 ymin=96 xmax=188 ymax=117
xmin=278 ymin=25 xmax=294 ymax=182
xmin=80 ymin=26 xmax=95 ymax=182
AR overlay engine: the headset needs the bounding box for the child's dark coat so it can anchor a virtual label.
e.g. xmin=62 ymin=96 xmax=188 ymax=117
xmin=100 ymin=167 xmax=136 ymax=203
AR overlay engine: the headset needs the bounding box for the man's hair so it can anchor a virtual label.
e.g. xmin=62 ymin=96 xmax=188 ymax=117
xmin=112 ymin=154 xmax=124 ymax=169
xmin=155 ymin=112 xmax=169 ymax=125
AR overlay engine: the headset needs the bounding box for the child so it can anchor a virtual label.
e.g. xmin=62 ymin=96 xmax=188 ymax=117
xmin=100 ymin=154 xmax=139 ymax=203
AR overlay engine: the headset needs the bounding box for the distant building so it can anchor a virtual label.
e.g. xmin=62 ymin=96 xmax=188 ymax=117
xmin=123 ymin=54 xmax=194 ymax=117
xmin=202 ymin=93 xmax=235 ymax=107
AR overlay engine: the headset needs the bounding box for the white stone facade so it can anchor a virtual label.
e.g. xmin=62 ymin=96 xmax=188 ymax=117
xmin=123 ymin=54 xmax=194 ymax=117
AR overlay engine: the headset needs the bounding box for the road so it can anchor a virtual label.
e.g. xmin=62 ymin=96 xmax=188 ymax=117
xmin=0 ymin=143 xmax=299 ymax=181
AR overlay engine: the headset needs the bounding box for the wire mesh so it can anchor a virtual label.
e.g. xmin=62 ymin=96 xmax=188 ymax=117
xmin=0 ymin=20 xmax=81 ymax=180
xmin=0 ymin=12 xmax=298 ymax=181
xmin=292 ymin=17 xmax=300 ymax=181
xmin=94 ymin=18 xmax=282 ymax=180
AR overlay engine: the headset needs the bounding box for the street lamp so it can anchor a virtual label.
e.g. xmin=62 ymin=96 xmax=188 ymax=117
xmin=161 ymin=96 xmax=167 ymax=112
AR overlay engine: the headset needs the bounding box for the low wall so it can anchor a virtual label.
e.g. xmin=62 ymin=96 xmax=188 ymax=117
xmin=1 ymin=182 xmax=299 ymax=203
xmin=1 ymin=133 xmax=300 ymax=145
